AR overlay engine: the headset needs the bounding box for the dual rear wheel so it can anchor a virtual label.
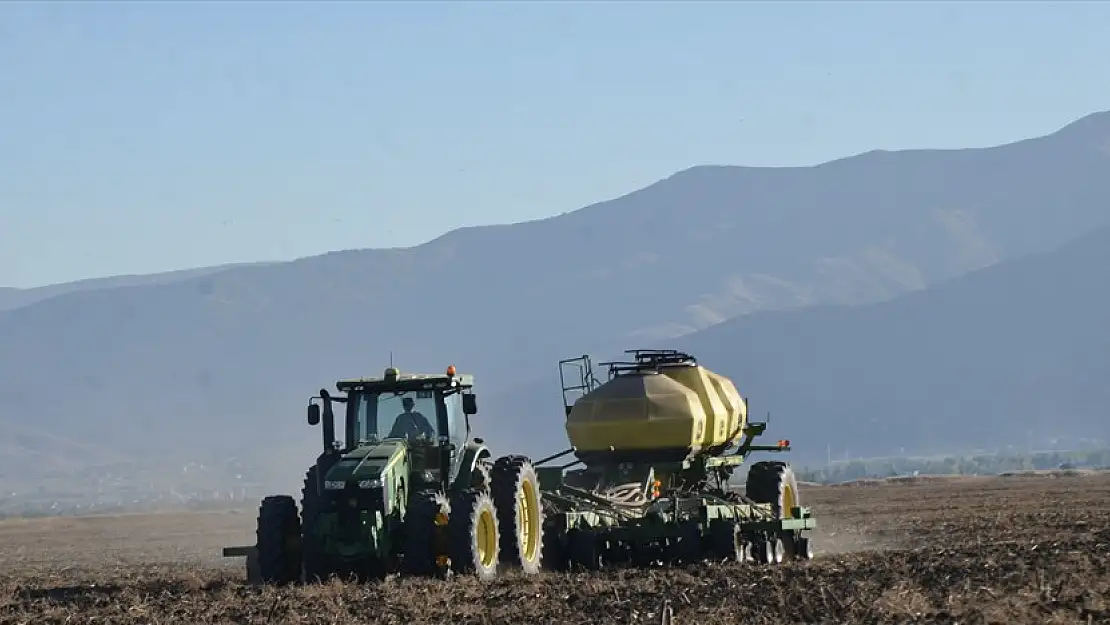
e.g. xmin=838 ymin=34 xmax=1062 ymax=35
xmin=403 ymin=454 xmax=545 ymax=581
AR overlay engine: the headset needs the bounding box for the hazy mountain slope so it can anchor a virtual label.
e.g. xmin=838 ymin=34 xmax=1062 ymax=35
xmin=0 ymin=261 xmax=276 ymax=312
xmin=0 ymin=423 xmax=124 ymax=478
xmin=678 ymin=224 xmax=1110 ymax=463
xmin=2 ymin=111 xmax=1110 ymax=468
xmin=0 ymin=289 xmax=17 ymax=311
xmin=484 ymin=225 xmax=1110 ymax=464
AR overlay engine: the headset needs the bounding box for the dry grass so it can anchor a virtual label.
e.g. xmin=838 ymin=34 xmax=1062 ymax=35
xmin=3 ymin=473 xmax=1110 ymax=624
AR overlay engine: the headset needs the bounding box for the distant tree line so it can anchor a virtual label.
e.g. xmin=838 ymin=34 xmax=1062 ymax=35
xmin=793 ymin=448 xmax=1110 ymax=484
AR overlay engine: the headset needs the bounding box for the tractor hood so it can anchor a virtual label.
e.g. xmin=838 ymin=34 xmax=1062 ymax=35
xmin=324 ymin=441 xmax=405 ymax=486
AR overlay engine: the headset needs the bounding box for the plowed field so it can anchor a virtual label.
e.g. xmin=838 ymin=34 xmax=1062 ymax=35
xmin=3 ymin=472 xmax=1108 ymax=624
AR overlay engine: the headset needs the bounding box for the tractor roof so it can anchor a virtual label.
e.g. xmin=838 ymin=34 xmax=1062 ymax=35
xmin=335 ymin=367 xmax=474 ymax=393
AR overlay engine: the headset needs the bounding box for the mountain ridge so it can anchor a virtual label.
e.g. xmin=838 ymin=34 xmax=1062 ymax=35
xmin=2 ymin=109 xmax=1109 ymax=480
xmin=0 ymin=261 xmax=279 ymax=312
xmin=7 ymin=110 xmax=1108 ymax=299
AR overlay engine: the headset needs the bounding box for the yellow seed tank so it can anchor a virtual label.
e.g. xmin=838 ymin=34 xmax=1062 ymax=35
xmin=564 ymin=359 xmax=748 ymax=461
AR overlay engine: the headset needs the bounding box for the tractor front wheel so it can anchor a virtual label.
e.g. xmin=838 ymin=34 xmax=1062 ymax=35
xmin=402 ymin=490 xmax=451 ymax=577
xmin=256 ymin=495 xmax=303 ymax=584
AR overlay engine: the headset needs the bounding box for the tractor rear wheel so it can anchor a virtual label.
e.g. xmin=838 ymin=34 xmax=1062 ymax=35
xmin=402 ymin=490 xmax=451 ymax=577
xmin=448 ymin=488 xmax=500 ymax=580
xmin=256 ymin=495 xmax=302 ymax=584
xmin=491 ymin=454 xmax=545 ymax=574
xmin=300 ymin=466 xmax=327 ymax=582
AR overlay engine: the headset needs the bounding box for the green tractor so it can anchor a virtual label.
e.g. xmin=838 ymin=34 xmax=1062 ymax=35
xmin=224 ymin=365 xmax=545 ymax=583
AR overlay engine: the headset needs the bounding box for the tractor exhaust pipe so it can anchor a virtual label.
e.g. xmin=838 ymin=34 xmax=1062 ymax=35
xmin=318 ymin=388 xmax=337 ymax=451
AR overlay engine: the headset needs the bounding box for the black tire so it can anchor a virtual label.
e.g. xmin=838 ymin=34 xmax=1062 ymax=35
xmin=745 ymin=461 xmax=802 ymax=519
xmin=402 ymin=490 xmax=451 ymax=577
xmin=490 ymin=454 xmax=545 ymax=574
xmin=256 ymin=495 xmax=302 ymax=584
xmin=448 ymin=488 xmax=500 ymax=580
xmin=300 ymin=466 xmax=327 ymax=582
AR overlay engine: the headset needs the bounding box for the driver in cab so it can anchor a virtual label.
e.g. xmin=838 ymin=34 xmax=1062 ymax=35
xmin=389 ymin=396 xmax=436 ymax=441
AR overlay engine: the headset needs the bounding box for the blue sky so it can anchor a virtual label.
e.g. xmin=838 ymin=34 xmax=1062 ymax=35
xmin=2 ymin=0 xmax=1109 ymax=288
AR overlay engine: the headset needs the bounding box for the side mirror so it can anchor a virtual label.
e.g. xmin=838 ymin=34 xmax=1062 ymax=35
xmin=462 ymin=394 xmax=477 ymax=415
xmin=307 ymin=403 xmax=321 ymax=426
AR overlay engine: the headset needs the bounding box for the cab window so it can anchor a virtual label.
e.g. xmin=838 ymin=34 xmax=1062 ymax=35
xmin=443 ymin=391 xmax=468 ymax=446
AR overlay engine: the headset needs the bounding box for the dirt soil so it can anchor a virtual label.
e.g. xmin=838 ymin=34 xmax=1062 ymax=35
xmin=2 ymin=472 xmax=1109 ymax=624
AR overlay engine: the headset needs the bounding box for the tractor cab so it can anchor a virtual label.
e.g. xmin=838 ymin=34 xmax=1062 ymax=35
xmin=307 ymin=366 xmax=478 ymax=493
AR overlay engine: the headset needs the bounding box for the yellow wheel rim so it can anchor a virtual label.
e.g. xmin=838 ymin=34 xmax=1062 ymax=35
xmin=477 ymin=507 xmax=498 ymax=568
xmin=781 ymin=484 xmax=797 ymax=519
xmin=518 ymin=479 xmax=540 ymax=561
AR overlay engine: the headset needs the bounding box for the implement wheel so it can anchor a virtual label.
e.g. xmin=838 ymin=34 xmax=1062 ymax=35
xmin=402 ymin=490 xmax=451 ymax=577
xmin=745 ymin=460 xmax=801 ymax=519
xmin=491 ymin=455 xmax=545 ymax=574
xmin=448 ymin=488 xmax=500 ymax=581
xmin=256 ymin=495 xmax=302 ymax=584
